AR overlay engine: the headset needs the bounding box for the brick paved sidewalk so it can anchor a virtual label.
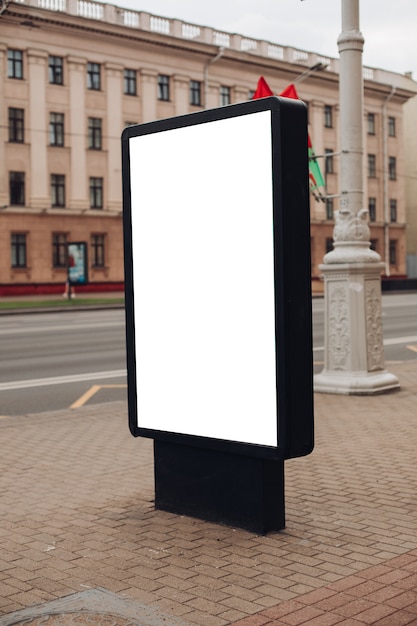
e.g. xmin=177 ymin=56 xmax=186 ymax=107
xmin=1 ymin=361 xmax=416 ymax=625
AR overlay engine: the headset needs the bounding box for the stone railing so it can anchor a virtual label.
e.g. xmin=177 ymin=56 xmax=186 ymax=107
xmin=11 ymin=0 xmax=417 ymax=90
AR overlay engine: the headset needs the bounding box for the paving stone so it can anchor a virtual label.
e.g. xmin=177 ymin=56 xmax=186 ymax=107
xmin=0 ymin=589 xmax=191 ymax=626
xmin=1 ymin=360 xmax=417 ymax=626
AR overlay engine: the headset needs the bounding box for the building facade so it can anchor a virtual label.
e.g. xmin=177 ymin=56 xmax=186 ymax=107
xmin=1 ymin=0 xmax=417 ymax=295
xmin=404 ymin=96 xmax=417 ymax=278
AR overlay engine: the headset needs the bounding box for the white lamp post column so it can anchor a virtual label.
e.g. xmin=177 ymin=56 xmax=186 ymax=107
xmin=314 ymin=0 xmax=399 ymax=394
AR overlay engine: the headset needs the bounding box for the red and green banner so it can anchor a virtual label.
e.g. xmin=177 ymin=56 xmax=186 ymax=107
xmin=307 ymin=134 xmax=326 ymax=191
xmin=252 ymin=76 xmax=326 ymax=196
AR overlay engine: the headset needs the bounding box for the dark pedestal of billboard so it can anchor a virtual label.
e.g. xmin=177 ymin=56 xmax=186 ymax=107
xmin=154 ymin=441 xmax=285 ymax=534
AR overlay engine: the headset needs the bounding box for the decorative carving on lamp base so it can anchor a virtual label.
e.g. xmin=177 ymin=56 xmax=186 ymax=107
xmin=328 ymin=283 xmax=349 ymax=370
xmin=365 ymin=281 xmax=384 ymax=372
xmin=324 ymin=207 xmax=381 ymax=265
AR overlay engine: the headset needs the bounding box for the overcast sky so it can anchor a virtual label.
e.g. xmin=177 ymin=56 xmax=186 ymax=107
xmin=105 ymin=0 xmax=417 ymax=80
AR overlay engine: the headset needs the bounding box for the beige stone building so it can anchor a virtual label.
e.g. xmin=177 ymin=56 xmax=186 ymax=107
xmin=404 ymin=96 xmax=417 ymax=278
xmin=1 ymin=0 xmax=417 ymax=295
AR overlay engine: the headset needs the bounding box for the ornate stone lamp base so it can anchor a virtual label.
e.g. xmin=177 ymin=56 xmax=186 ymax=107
xmin=314 ymin=210 xmax=400 ymax=395
xmin=314 ymin=371 xmax=400 ymax=395
xmin=314 ymin=261 xmax=400 ymax=395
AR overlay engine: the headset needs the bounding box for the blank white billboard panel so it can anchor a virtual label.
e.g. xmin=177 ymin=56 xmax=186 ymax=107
xmin=128 ymin=111 xmax=277 ymax=446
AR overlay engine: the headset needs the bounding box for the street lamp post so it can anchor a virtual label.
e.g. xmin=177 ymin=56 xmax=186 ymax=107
xmin=293 ymin=61 xmax=328 ymax=85
xmin=314 ymin=0 xmax=399 ymax=394
xmin=204 ymin=46 xmax=224 ymax=109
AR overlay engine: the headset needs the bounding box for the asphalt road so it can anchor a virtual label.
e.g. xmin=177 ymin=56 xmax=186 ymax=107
xmin=0 ymin=309 xmax=127 ymax=416
xmin=0 ymin=292 xmax=416 ymax=416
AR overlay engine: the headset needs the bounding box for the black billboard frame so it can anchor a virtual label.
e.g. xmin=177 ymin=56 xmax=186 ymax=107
xmin=122 ymin=96 xmax=314 ymax=463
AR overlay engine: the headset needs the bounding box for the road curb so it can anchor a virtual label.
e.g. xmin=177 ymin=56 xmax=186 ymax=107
xmin=0 ymin=303 xmax=124 ymax=316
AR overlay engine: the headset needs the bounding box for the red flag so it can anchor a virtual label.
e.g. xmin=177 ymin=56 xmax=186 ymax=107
xmin=252 ymin=76 xmax=274 ymax=99
xmin=279 ymin=83 xmax=299 ymax=100
xmin=252 ymin=77 xmax=326 ymax=197
xmin=252 ymin=76 xmax=299 ymax=101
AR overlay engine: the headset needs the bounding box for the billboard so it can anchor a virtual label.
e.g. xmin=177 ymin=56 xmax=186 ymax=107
xmin=67 ymin=242 xmax=88 ymax=285
xmin=122 ymin=97 xmax=313 ymax=460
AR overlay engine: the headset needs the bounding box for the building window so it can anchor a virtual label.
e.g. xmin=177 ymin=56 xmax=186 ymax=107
xmin=9 ymin=172 xmax=25 ymax=206
xmin=51 ymin=174 xmax=65 ymax=207
xmin=8 ymin=108 xmax=24 ymax=143
xmin=89 ymin=177 xmax=103 ymax=209
xmin=49 ymin=56 xmax=63 ymax=85
xmin=11 ymin=233 xmax=27 ymax=268
xmin=368 ymin=154 xmax=376 ymax=178
xmin=190 ymin=80 xmax=201 ymax=106
xmin=389 ymin=156 xmax=396 ymax=180
xmin=368 ymin=197 xmax=376 ymax=222
xmin=8 ymin=49 xmax=23 ymax=79
xmin=88 ymin=118 xmax=102 ymax=149
xmin=91 ymin=234 xmax=105 ymax=267
xmin=370 ymin=239 xmax=378 ymax=252
xmin=325 ymin=238 xmax=333 ymax=254
xmin=49 ymin=112 xmax=64 ymax=146
xmin=124 ymin=69 xmax=137 ymax=95
xmin=157 ymin=75 xmax=170 ymax=101
xmin=326 ymin=197 xmax=334 ymax=220
xmin=87 ymin=62 xmax=101 ymax=90
xmin=220 ymin=86 xmax=231 ymax=106
xmin=52 ymin=233 xmax=67 ymax=268
xmin=325 ymin=149 xmax=334 ymax=174
xmin=367 ymin=112 xmax=375 ymax=135
xmin=324 ymin=105 xmax=333 ymax=128
xmin=389 ymin=240 xmax=397 ymax=266
xmin=390 ymin=199 xmax=397 ymax=223
xmin=388 ymin=116 xmax=396 ymax=137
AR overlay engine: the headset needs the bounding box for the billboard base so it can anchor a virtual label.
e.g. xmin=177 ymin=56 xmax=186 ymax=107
xmin=154 ymin=441 xmax=285 ymax=534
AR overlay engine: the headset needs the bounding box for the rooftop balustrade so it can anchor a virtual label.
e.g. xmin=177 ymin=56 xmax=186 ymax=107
xmin=11 ymin=0 xmax=417 ymax=90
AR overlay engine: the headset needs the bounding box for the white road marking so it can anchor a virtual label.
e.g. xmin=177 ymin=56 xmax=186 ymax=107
xmin=0 ymin=321 xmax=123 ymax=336
xmin=0 ymin=370 xmax=127 ymax=391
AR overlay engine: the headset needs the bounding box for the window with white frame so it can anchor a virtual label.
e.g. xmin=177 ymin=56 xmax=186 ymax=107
xmin=8 ymin=49 xmax=23 ymax=79
xmin=124 ymin=69 xmax=137 ymax=95
xmin=50 ymin=112 xmax=64 ymax=146
xmin=368 ymin=197 xmax=376 ymax=222
xmin=87 ymin=62 xmax=101 ymax=90
xmin=9 ymin=108 xmax=24 ymax=143
xmin=88 ymin=117 xmax=102 ymax=149
xmin=51 ymin=174 xmax=65 ymax=207
xmin=49 ymin=56 xmax=63 ymax=85
xmin=11 ymin=233 xmax=27 ymax=268
xmin=157 ymin=75 xmax=170 ymax=101
xmin=367 ymin=112 xmax=375 ymax=135
xmin=220 ymin=86 xmax=231 ymax=106
xmin=324 ymin=105 xmax=333 ymax=128
xmin=190 ymin=80 xmax=201 ymax=106
xmin=90 ymin=177 xmax=103 ymax=209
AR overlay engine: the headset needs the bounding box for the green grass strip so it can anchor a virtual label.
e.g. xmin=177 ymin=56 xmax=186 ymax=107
xmin=0 ymin=298 xmax=124 ymax=310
